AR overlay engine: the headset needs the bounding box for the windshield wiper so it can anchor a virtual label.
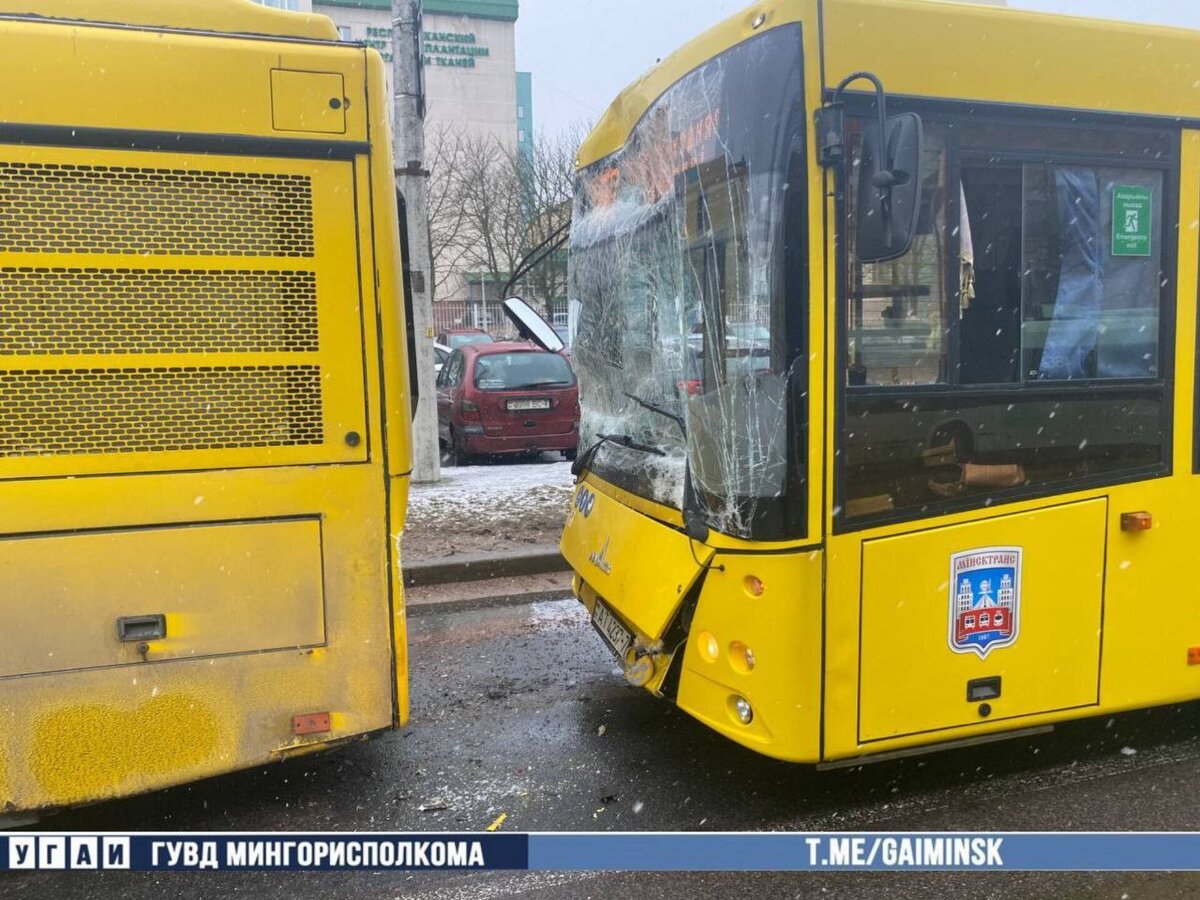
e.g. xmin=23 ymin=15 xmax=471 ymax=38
xmin=598 ymin=433 xmax=665 ymax=456
xmin=571 ymin=431 xmax=664 ymax=478
xmin=623 ymin=391 xmax=686 ymax=437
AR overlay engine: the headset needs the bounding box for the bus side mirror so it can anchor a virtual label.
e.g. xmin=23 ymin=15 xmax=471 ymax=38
xmin=855 ymin=112 xmax=923 ymax=263
xmin=502 ymin=296 xmax=564 ymax=353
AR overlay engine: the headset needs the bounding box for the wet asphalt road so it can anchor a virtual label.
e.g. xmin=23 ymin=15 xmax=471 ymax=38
xmin=6 ymin=595 xmax=1200 ymax=899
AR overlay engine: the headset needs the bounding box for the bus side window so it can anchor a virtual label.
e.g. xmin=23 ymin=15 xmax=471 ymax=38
xmin=842 ymin=117 xmax=1173 ymax=521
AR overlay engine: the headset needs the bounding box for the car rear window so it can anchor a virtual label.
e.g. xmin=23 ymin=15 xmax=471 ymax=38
xmin=473 ymin=352 xmax=575 ymax=391
xmin=448 ymin=333 xmax=493 ymax=348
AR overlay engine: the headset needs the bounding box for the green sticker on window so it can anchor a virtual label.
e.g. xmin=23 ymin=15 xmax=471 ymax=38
xmin=1112 ymin=185 xmax=1152 ymax=257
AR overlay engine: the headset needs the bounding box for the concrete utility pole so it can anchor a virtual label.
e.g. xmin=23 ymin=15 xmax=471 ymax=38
xmin=392 ymin=0 xmax=441 ymax=483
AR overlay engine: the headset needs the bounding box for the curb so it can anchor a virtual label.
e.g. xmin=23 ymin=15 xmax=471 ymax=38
xmin=406 ymin=586 xmax=573 ymax=617
xmin=404 ymin=544 xmax=568 ymax=587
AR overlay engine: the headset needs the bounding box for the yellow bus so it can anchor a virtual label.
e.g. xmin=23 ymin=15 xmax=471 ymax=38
xmin=0 ymin=0 xmax=414 ymax=817
xmin=554 ymin=0 xmax=1200 ymax=766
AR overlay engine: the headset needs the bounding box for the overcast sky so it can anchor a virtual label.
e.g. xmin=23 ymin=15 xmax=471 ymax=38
xmin=514 ymin=0 xmax=1200 ymax=139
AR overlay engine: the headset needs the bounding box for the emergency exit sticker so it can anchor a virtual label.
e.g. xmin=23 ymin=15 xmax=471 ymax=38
xmin=1112 ymin=185 xmax=1152 ymax=257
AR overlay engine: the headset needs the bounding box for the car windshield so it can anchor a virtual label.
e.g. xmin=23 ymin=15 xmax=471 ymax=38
xmin=473 ymin=351 xmax=575 ymax=391
xmin=448 ymin=333 xmax=493 ymax=348
xmin=567 ymin=25 xmax=805 ymax=539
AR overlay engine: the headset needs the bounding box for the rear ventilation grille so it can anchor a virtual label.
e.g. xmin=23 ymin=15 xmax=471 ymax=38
xmin=0 ymin=366 xmax=324 ymax=456
xmin=0 ymin=162 xmax=315 ymax=256
xmin=0 ymin=267 xmax=320 ymax=355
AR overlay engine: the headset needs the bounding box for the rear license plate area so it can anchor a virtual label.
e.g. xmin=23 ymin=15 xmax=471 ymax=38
xmin=506 ymin=398 xmax=551 ymax=411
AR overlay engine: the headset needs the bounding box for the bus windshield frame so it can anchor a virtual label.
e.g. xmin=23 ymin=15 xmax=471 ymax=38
xmin=568 ymin=24 xmax=809 ymax=541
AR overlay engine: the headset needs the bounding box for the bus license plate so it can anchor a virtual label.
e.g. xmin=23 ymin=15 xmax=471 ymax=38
xmin=507 ymin=398 xmax=551 ymax=411
xmin=591 ymin=600 xmax=633 ymax=661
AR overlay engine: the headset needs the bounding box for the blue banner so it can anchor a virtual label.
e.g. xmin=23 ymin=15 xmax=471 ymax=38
xmin=7 ymin=832 xmax=1200 ymax=872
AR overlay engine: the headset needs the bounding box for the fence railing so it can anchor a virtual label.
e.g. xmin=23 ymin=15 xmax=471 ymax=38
xmin=431 ymin=300 xmax=569 ymax=340
xmin=432 ymin=301 xmax=516 ymax=340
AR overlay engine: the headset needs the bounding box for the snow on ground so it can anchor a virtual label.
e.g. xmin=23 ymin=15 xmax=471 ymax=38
xmin=404 ymin=458 xmax=575 ymax=561
xmin=408 ymin=459 xmax=575 ymax=516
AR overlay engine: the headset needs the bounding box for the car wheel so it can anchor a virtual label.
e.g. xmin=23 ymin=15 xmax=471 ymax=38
xmin=446 ymin=428 xmax=471 ymax=467
xmin=562 ymin=448 xmax=577 ymax=461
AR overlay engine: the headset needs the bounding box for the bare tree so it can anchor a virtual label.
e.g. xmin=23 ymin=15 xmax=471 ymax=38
xmin=424 ymin=123 xmax=589 ymax=316
xmin=425 ymin=124 xmax=472 ymax=302
xmin=510 ymin=128 xmax=580 ymax=317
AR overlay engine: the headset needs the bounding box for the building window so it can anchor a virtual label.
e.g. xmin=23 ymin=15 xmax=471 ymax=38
xmin=517 ymin=105 xmax=525 ymax=119
xmin=518 ymin=129 xmax=526 ymax=143
xmin=338 ymin=25 xmax=352 ymax=40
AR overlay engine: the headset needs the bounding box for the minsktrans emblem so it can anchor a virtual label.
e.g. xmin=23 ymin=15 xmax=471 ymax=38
xmin=948 ymin=546 xmax=1022 ymax=658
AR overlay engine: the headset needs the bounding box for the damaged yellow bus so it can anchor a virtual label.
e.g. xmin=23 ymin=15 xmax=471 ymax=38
xmin=0 ymin=0 xmax=415 ymax=817
xmin=551 ymin=0 xmax=1200 ymax=765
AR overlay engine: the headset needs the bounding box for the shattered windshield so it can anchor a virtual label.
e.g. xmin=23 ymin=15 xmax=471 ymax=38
xmin=568 ymin=25 xmax=806 ymax=540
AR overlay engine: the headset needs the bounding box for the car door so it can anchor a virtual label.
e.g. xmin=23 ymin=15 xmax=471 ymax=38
xmin=436 ymin=350 xmax=462 ymax=443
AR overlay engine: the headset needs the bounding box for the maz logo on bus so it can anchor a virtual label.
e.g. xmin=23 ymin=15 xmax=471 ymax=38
xmin=574 ymin=486 xmax=596 ymax=518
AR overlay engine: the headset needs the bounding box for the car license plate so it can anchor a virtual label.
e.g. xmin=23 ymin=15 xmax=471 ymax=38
xmin=591 ymin=600 xmax=633 ymax=661
xmin=506 ymin=398 xmax=551 ymax=411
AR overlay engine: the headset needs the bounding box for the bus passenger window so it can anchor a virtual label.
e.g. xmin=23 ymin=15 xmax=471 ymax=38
xmin=842 ymin=118 xmax=1172 ymax=522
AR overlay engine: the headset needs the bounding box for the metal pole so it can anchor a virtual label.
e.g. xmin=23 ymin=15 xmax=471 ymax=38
xmin=392 ymin=0 xmax=440 ymax=483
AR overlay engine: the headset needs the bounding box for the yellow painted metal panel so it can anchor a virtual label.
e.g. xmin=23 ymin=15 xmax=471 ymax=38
xmin=676 ymin=547 xmax=824 ymax=761
xmin=561 ymin=475 xmax=712 ymax=642
xmin=859 ymin=500 xmax=1105 ymax=742
xmin=0 ymin=0 xmax=339 ymax=40
xmin=1 ymin=519 xmax=325 ymax=679
xmin=0 ymin=463 xmax=394 ymax=812
xmin=0 ymin=20 xmax=365 ymax=141
xmin=823 ymin=0 xmax=1200 ymax=122
xmin=271 ymin=69 xmax=347 ymax=135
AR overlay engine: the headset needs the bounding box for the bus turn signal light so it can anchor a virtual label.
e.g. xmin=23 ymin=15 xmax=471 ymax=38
xmin=1188 ymin=647 xmax=1200 ymax=666
xmin=1120 ymin=511 xmax=1152 ymax=531
xmin=292 ymin=712 xmax=331 ymax=736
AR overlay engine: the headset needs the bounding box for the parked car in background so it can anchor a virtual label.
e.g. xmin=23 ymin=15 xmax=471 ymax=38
xmin=433 ymin=341 xmax=451 ymax=376
xmin=437 ymin=328 xmax=494 ymax=350
xmin=436 ymin=342 xmax=579 ymax=465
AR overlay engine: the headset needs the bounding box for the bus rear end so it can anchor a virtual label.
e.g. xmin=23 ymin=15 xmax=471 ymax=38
xmin=0 ymin=0 xmax=412 ymax=816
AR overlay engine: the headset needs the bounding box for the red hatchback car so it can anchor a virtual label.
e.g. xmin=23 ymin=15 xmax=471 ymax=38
xmin=436 ymin=342 xmax=579 ymax=464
